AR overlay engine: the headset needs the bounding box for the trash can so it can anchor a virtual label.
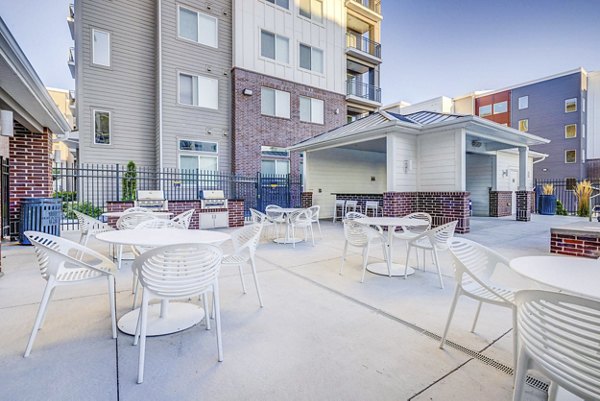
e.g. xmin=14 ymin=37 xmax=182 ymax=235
xmin=19 ymin=198 xmax=62 ymax=245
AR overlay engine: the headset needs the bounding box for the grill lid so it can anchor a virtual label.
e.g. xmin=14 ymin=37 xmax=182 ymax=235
xmin=200 ymin=190 xmax=225 ymax=199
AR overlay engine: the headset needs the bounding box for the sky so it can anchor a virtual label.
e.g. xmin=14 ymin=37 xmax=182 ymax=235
xmin=1 ymin=0 xmax=600 ymax=105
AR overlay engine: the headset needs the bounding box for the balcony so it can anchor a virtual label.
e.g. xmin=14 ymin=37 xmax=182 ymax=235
xmin=346 ymin=0 xmax=382 ymax=20
xmin=69 ymin=90 xmax=76 ymax=112
xmin=67 ymin=3 xmax=74 ymax=39
xmin=68 ymin=47 xmax=75 ymax=79
xmin=346 ymin=80 xmax=381 ymax=108
xmin=346 ymin=32 xmax=381 ymax=64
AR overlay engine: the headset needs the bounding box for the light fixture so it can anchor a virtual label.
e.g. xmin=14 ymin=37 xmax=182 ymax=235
xmin=334 ymin=108 xmax=340 ymax=115
xmin=0 ymin=110 xmax=13 ymax=137
xmin=471 ymin=140 xmax=482 ymax=148
xmin=242 ymin=88 xmax=253 ymax=96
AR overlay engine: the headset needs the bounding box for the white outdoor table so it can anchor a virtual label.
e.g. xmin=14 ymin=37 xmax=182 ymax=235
xmin=96 ymin=228 xmax=231 ymax=336
xmin=509 ymin=255 xmax=600 ymax=301
xmin=101 ymin=211 xmax=173 ymax=218
xmin=356 ymin=217 xmax=429 ymax=277
xmin=272 ymin=208 xmax=304 ymax=244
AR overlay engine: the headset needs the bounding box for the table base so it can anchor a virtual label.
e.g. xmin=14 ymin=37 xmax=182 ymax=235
xmin=367 ymin=262 xmax=416 ymax=277
xmin=118 ymin=302 xmax=206 ymax=336
xmin=273 ymin=237 xmax=303 ymax=244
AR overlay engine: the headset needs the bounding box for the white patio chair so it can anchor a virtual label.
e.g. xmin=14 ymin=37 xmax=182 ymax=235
xmin=364 ymin=201 xmax=382 ymax=217
xmin=250 ymin=208 xmax=275 ymax=239
xmin=265 ymin=205 xmax=286 ymax=237
xmin=440 ymin=238 xmax=517 ymax=368
xmin=404 ymin=220 xmax=457 ymax=289
xmin=171 ymin=209 xmax=194 ymax=229
xmin=340 ymin=219 xmax=388 ymax=282
xmin=513 ymin=290 xmax=600 ymax=401
xmin=132 ymin=243 xmax=223 ymax=384
xmin=73 ymin=210 xmax=112 ymax=247
xmin=23 ymin=231 xmax=117 ymax=357
xmin=344 ymin=200 xmax=362 ymax=215
xmin=393 ymin=212 xmax=432 ymax=266
xmin=308 ymin=205 xmax=322 ymax=238
xmin=115 ymin=212 xmax=158 ymax=269
xmin=124 ymin=207 xmax=153 ymax=213
xmin=344 ymin=211 xmax=367 ymax=221
xmin=289 ymin=208 xmax=315 ymax=248
xmin=221 ymin=223 xmax=264 ymax=307
xmin=333 ymin=199 xmax=346 ymax=222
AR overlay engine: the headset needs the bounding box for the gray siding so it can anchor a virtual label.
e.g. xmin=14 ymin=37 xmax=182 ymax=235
xmin=76 ymin=0 xmax=157 ymax=167
xmin=160 ymin=0 xmax=232 ymax=171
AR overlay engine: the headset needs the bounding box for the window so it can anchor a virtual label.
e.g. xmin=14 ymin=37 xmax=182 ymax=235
xmin=299 ymin=96 xmax=324 ymax=124
xmin=493 ymin=101 xmax=508 ymax=114
xmin=565 ymin=98 xmax=577 ymax=113
xmin=566 ymin=177 xmax=577 ymax=190
xmin=92 ymin=29 xmax=110 ymax=66
xmin=565 ymin=150 xmax=576 ymax=163
xmin=93 ymin=110 xmax=110 ymax=145
xmin=299 ymin=0 xmax=323 ymax=23
xmin=178 ymin=73 xmax=218 ymax=109
xmin=266 ymin=0 xmax=289 ymax=10
xmin=565 ymin=124 xmax=577 ymax=139
xmin=261 ymin=87 xmax=290 ymax=118
xmin=299 ymin=44 xmax=323 ymax=73
xmin=518 ymin=119 xmax=529 ymax=132
xmin=260 ymin=30 xmax=289 ymax=64
xmin=178 ymin=139 xmax=218 ymax=172
xmin=178 ymin=6 xmax=218 ymax=48
xmin=478 ymin=104 xmax=492 ymax=117
xmin=261 ymin=146 xmax=290 ymax=175
xmin=518 ymin=96 xmax=528 ymax=110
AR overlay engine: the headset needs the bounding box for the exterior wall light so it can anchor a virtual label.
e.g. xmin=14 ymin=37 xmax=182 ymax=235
xmin=242 ymin=89 xmax=253 ymax=96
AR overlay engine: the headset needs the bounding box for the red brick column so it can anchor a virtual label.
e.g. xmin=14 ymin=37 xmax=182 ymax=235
xmin=9 ymin=123 xmax=52 ymax=237
xmin=383 ymin=192 xmax=415 ymax=217
xmin=301 ymin=192 xmax=313 ymax=208
xmin=516 ymin=191 xmax=532 ymax=222
xmin=106 ymin=201 xmax=135 ymax=227
xmin=227 ymin=199 xmax=244 ymax=227
xmin=489 ymin=191 xmax=512 ymax=217
xmin=417 ymin=192 xmax=470 ymax=234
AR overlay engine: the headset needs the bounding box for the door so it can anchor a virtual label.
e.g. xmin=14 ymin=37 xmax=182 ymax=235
xmin=509 ymin=169 xmax=519 ymax=215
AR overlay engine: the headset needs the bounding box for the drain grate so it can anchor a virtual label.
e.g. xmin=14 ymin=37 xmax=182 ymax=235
xmin=525 ymin=375 xmax=550 ymax=393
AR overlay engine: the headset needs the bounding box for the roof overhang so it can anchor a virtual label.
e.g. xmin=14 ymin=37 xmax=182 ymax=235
xmin=0 ymin=18 xmax=70 ymax=138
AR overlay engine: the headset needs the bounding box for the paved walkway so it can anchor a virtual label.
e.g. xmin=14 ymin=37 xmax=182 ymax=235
xmin=0 ymin=214 xmax=587 ymax=400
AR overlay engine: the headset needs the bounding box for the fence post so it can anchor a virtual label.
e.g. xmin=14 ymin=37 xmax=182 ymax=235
xmin=115 ymin=164 xmax=120 ymax=201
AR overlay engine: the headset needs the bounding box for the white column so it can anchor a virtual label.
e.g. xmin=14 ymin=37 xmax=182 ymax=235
xmin=518 ymin=146 xmax=529 ymax=191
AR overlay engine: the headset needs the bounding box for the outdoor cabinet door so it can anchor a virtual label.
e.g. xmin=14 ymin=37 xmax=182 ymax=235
xmin=214 ymin=212 xmax=228 ymax=228
xmin=199 ymin=213 xmax=215 ymax=229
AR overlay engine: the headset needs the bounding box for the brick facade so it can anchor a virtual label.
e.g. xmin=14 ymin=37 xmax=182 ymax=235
xmin=227 ymin=200 xmax=244 ymax=228
xmin=9 ymin=122 xmax=53 ymax=236
xmin=301 ymin=192 xmax=313 ymax=208
xmin=516 ymin=190 xmax=532 ymax=222
xmin=551 ymin=231 xmax=600 ymax=259
xmin=231 ymin=68 xmax=346 ymax=175
xmin=489 ymin=191 xmax=512 ymax=217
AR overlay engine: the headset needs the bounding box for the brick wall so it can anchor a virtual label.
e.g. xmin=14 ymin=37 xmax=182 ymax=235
xmin=9 ymin=122 xmax=52 ymax=236
xmin=516 ymin=190 xmax=532 ymax=222
xmin=231 ymin=68 xmax=346 ymax=175
xmin=489 ymin=191 xmax=512 ymax=217
xmin=551 ymin=231 xmax=600 ymax=259
xmin=336 ymin=193 xmax=384 ymax=215
xmin=301 ymin=192 xmax=313 ymax=208
xmin=227 ymin=199 xmax=244 ymax=228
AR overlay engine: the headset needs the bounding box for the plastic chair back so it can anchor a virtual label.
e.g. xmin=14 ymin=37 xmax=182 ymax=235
xmin=171 ymin=209 xmax=194 ymax=229
xmin=427 ymin=220 xmax=457 ymax=250
xmin=308 ymin=205 xmax=320 ymax=222
xmin=230 ymin=223 xmax=262 ymax=257
xmin=124 ymin=207 xmax=153 ymax=213
xmin=403 ymin=212 xmax=432 ymax=234
xmin=345 ymin=211 xmax=366 ymax=221
xmin=117 ymin=212 xmax=158 ymax=230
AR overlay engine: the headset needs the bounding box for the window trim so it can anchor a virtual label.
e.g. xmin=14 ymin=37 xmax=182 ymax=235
xmin=259 ymin=29 xmax=290 ymax=65
xmin=518 ymin=118 xmax=529 ymax=132
xmin=178 ymin=138 xmax=219 ymax=172
xmin=492 ymin=101 xmax=508 ymax=115
xmin=299 ymin=96 xmax=325 ymax=125
xmin=91 ymin=29 xmax=111 ymax=67
xmin=565 ymin=124 xmax=577 ymax=139
xmin=565 ymin=98 xmax=578 ymax=113
xmin=92 ymin=108 xmax=111 ymax=146
xmin=298 ymin=0 xmax=324 ymax=25
xmin=260 ymin=87 xmax=291 ymax=119
xmin=478 ymin=104 xmax=492 ymax=117
xmin=263 ymin=0 xmax=290 ymax=11
xmin=565 ymin=149 xmax=577 ymax=164
xmin=518 ymin=95 xmax=528 ymax=110
xmin=176 ymin=71 xmax=219 ymax=110
xmin=176 ymin=4 xmax=218 ymax=49
xmin=298 ymin=43 xmax=324 ymax=75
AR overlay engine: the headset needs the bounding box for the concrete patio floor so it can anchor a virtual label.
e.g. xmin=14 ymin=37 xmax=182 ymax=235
xmin=0 ymin=214 xmax=588 ymax=400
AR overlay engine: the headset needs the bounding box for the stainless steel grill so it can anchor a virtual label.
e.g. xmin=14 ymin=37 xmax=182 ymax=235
xmin=134 ymin=190 xmax=168 ymax=210
xmin=200 ymin=190 xmax=228 ymax=209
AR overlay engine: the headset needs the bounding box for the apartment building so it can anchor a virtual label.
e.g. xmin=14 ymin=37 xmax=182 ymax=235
xmin=70 ymin=0 xmax=383 ymax=175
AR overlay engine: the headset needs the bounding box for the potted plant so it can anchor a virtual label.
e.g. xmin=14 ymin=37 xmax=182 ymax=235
xmin=539 ymin=183 xmax=556 ymax=215
xmin=574 ymin=179 xmax=593 ymax=217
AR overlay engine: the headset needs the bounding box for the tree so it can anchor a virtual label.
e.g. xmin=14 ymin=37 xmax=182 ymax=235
xmin=122 ymin=161 xmax=138 ymax=201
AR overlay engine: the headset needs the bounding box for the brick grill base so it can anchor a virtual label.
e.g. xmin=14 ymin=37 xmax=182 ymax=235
xmin=551 ymin=231 xmax=600 ymax=259
xmin=489 ymin=191 xmax=512 ymax=217
xmin=516 ymin=191 xmax=532 ymax=222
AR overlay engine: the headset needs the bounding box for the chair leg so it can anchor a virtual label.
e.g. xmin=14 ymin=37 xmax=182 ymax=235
xmin=512 ymin=347 xmax=531 ymax=401
xmin=24 ymin=280 xmax=56 ymax=357
xmin=237 ymin=264 xmax=247 ymax=294
xmin=132 ymin=278 xmax=140 ymax=310
xmin=137 ymin=293 xmax=149 ymax=384
xmin=117 ymin=245 xmax=123 ymax=270
xmin=340 ymin=241 xmax=348 ymax=275
xmin=547 ymin=382 xmax=559 ymax=401
xmin=316 ymin=220 xmax=322 ymax=238
xmin=202 ymin=294 xmax=211 ymax=330
xmin=213 ymin=283 xmax=224 ymax=362
xmin=404 ymin=245 xmax=412 ymax=279
xmin=471 ymin=301 xmax=483 ymax=333
xmin=361 ymin=246 xmax=370 ymax=283
xmin=432 ymin=248 xmax=444 ymax=289
xmin=38 ymin=287 xmax=56 ymax=330
xmin=439 ymin=285 xmax=461 ymax=349
xmin=108 ymin=275 xmax=117 ymax=339
xmin=250 ymin=257 xmax=264 ymax=307
xmin=309 ymin=225 xmax=315 ymax=246
xmin=511 ymin=305 xmax=518 ymax=371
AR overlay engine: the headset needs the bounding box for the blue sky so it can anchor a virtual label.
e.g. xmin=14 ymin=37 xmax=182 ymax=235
xmin=1 ymin=0 xmax=599 ymax=105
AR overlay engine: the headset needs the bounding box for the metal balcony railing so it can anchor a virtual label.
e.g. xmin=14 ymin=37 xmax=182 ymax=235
xmin=68 ymin=47 xmax=75 ymax=64
xmin=346 ymin=80 xmax=381 ymax=103
xmin=349 ymin=0 xmax=381 ymax=14
xmin=346 ymin=32 xmax=381 ymax=59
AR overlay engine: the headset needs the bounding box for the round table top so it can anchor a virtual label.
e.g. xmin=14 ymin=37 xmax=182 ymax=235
xmin=101 ymin=211 xmax=173 ymax=218
xmin=357 ymin=216 xmax=429 ymax=228
xmin=96 ymin=228 xmax=231 ymax=247
xmin=509 ymin=255 xmax=600 ymax=301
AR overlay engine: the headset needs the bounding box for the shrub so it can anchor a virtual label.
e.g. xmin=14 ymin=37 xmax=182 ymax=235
xmin=556 ymin=199 xmax=568 ymax=216
xmin=122 ymin=161 xmax=138 ymax=201
xmin=53 ymin=191 xmax=77 ymax=202
xmin=64 ymin=201 xmax=104 ymax=219
xmin=575 ymin=180 xmax=593 ymax=217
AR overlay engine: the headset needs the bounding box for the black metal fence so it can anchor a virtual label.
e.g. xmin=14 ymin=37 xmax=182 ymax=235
xmin=52 ymin=162 xmax=302 ymax=229
xmin=534 ymin=178 xmax=600 ymax=215
xmin=1 ymin=157 xmax=9 ymax=237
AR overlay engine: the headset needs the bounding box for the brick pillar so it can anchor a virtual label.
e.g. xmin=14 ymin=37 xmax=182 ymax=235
xmin=489 ymin=191 xmax=512 ymax=217
xmin=9 ymin=123 xmax=53 ymax=237
xmin=227 ymin=199 xmax=245 ymax=227
xmin=301 ymin=192 xmax=313 ymax=208
xmin=383 ymin=192 xmax=415 ymax=217
xmin=516 ymin=191 xmax=532 ymax=221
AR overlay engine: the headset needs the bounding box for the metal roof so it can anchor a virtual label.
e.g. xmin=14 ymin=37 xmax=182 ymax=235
xmin=388 ymin=110 xmax=463 ymax=125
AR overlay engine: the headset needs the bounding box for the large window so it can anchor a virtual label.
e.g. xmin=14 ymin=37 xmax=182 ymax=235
xmin=565 ymin=150 xmax=576 ymax=164
xmin=565 ymin=98 xmax=577 ymax=113
xmin=266 ymin=0 xmax=289 ymax=10
xmin=565 ymin=124 xmax=577 ymax=139
xmin=93 ymin=110 xmax=111 ymax=145
xmin=518 ymin=96 xmax=528 ymax=110
xmin=92 ymin=29 xmax=110 ymax=66
xmin=178 ymin=73 xmax=218 ymax=109
xmin=260 ymin=30 xmax=289 ymax=64
xmin=261 ymin=146 xmax=290 ymax=175
xmin=518 ymin=119 xmax=529 ymax=132
xmin=299 ymin=96 xmax=324 ymax=124
xmin=299 ymin=44 xmax=323 ymax=73
xmin=493 ymin=101 xmax=508 ymax=114
xmin=261 ymin=87 xmax=290 ymax=118
xmin=178 ymin=6 xmax=218 ymax=48
xmin=179 ymin=139 xmax=218 ymax=172
xmin=299 ymin=0 xmax=323 ymax=23
xmin=478 ymin=104 xmax=492 ymax=117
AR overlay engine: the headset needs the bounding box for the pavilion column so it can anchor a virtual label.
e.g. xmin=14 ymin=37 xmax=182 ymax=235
xmin=516 ymin=146 xmax=532 ymax=222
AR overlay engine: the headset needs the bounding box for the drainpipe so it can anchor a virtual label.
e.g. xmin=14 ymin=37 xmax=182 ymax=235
xmin=157 ymin=0 xmax=164 ymax=184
